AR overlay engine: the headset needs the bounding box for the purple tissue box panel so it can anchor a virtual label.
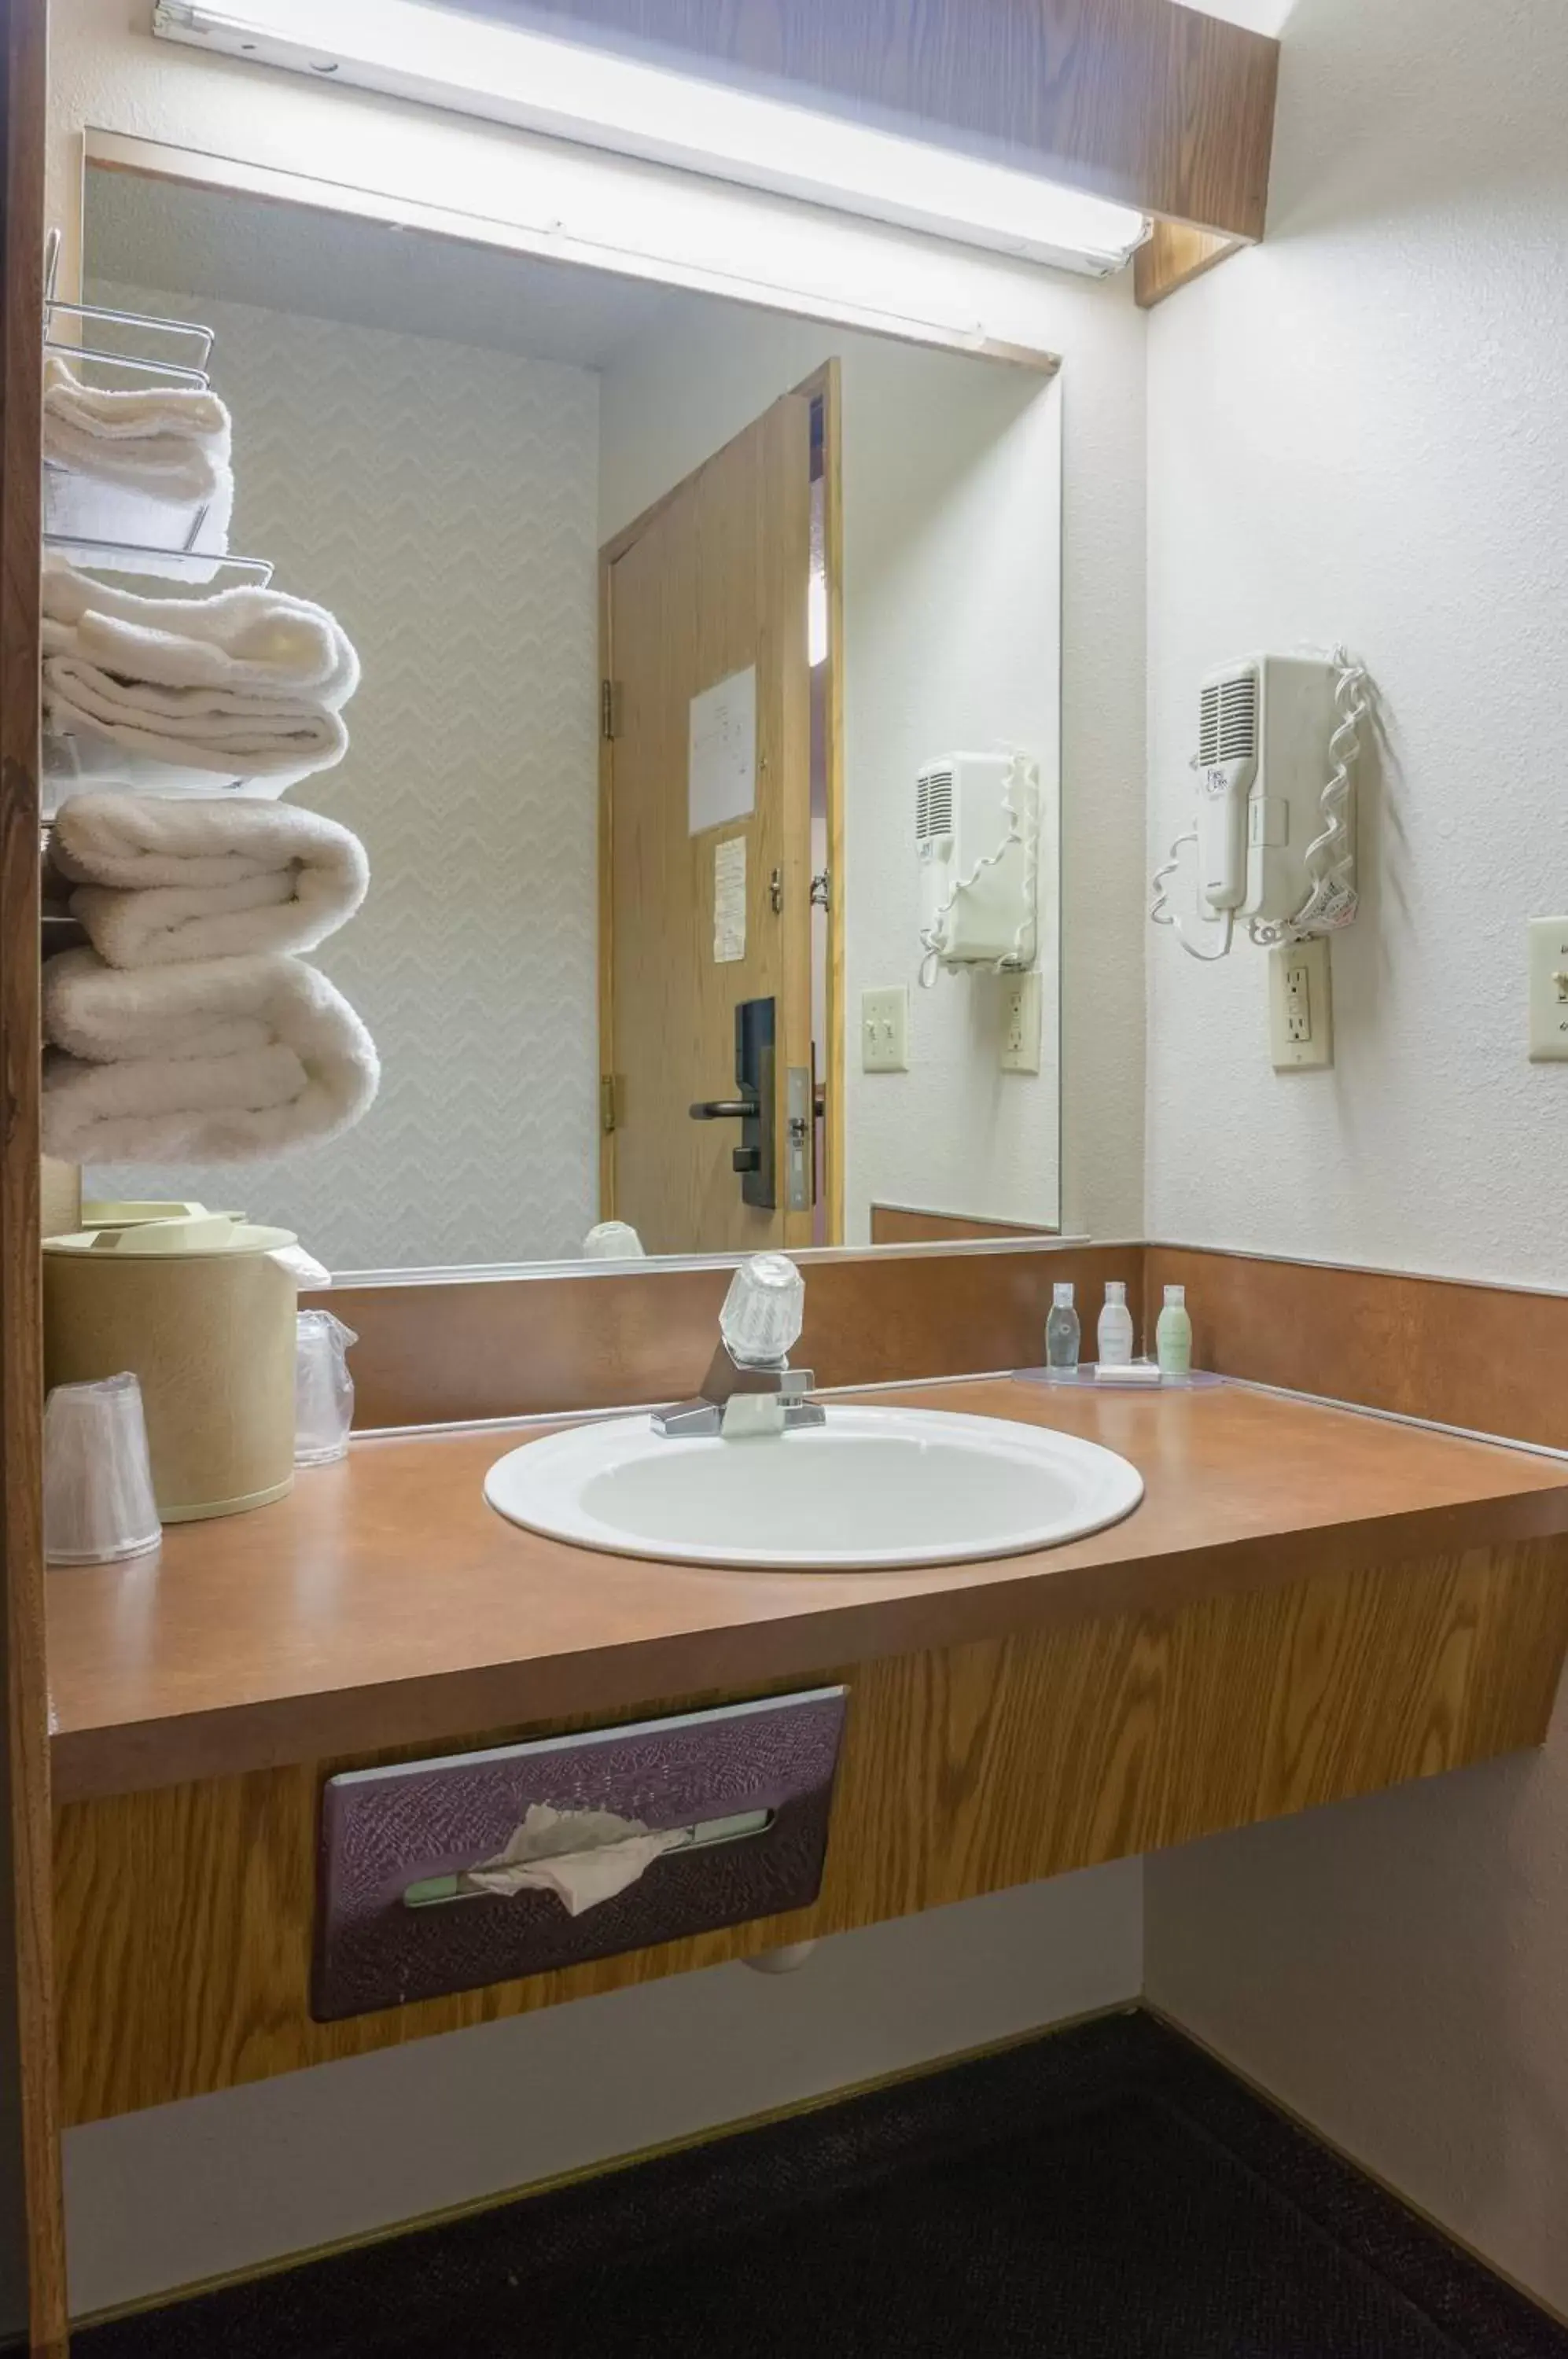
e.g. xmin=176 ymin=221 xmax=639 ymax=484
xmin=313 ymin=1688 xmax=848 ymax=2021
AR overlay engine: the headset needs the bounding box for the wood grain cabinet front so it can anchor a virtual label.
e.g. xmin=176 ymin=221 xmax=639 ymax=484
xmin=53 ymin=1534 xmax=1568 ymax=2125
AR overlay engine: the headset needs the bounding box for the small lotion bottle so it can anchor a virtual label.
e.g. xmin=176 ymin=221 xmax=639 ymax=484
xmin=1044 ymin=1282 xmax=1080 ymax=1377
xmin=1097 ymin=1281 xmax=1134 ymax=1368
xmin=1156 ymin=1283 xmax=1193 ymax=1376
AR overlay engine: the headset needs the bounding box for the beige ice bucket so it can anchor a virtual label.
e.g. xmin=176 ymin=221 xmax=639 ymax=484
xmin=43 ymin=1211 xmax=300 ymax=1522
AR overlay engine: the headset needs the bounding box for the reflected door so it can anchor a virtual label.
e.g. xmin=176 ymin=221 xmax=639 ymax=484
xmin=602 ymin=392 xmax=814 ymax=1256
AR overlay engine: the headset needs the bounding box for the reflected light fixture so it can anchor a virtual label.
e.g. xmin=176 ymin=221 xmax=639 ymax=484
xmin=153 ymin=0 xmax=1150 ymax=278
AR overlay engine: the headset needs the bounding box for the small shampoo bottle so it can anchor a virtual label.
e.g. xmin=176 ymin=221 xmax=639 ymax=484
xmin=1097 ymin=1281 xmax=1134 ymax=1367
xmin=1156 ymin=1283 xmax=1192 ymax=1376
xmin=1045 ymin=1282 xmax=1080 ymax=1376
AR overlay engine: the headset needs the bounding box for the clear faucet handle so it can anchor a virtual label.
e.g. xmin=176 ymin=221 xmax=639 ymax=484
xmin=720 ymin=1253 xmax=804 ymax=1366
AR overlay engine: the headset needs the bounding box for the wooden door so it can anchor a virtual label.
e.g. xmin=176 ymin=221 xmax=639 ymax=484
xmin=602 ymin=393 xmax=813 ymax=1257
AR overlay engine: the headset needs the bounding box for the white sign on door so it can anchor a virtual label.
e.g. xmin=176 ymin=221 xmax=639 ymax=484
xmin=714 ymin=836 xmax=747 ymax=963
xmin=688 ymin=664 xmax=757 ymax=835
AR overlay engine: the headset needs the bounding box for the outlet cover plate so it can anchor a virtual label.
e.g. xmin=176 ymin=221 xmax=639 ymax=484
xmin=1000 ymin=970 xmax=1043 ymax=1073
xmin=861 ymin=985 xmax=908 ymax=1073
xmin=1269 ymin=937 xmax=1332 ymax=1069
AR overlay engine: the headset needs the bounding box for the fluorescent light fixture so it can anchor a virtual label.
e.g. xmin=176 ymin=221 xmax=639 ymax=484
xmin=153 ymin=0 xmax=1150 ymax=277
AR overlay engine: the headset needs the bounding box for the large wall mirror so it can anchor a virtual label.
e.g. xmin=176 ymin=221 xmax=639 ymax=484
xmin=64 ymin=148 xmax=1063 ymax=1275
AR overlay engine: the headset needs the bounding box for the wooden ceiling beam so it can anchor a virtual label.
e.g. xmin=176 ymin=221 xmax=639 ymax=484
xmin=465 ymin=0 xmax=1279 ymax=290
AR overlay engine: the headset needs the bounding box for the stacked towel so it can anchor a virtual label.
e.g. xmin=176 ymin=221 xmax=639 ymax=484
xmin=42 ymin=948 xmax=380 ymax=1165
xmin=43 ymin=356 xmax=234 ymax=510
xmin=53 ymin=794 xmax=370 ymax=969
xmin=42 ymin=562 xmax=360 ymax=781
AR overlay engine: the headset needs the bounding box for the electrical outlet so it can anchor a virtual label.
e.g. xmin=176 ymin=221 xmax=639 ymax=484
xmin=860 ymin=985 xmax=908 ymax=1073
xmin=1268 ymin=937 xmax=1332 ymax=1069
xmin=1527 ymin=918 xmax=1568 ymax=1060
xmin=999 ymin=970 xmax=1042 ymax=1073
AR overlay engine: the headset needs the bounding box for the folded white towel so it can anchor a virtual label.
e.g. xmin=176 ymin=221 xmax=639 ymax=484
xmin=42 ymin=565 xmax=359 ymax=706
xmin=53 ymin=794 xmax=370 ymax=970
xmin=42 ymin=358 xmax=233 ymax=507
xmin=42 ymin=655 xmax=348 ymax=778
xmin=41 ymin=565 xmax=360 ymax=782
xmin=42 ymin=948 xmax=379 ymax=1165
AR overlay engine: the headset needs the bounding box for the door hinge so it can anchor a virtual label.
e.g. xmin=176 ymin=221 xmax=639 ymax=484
xmin=600 ymin=1074 xmax=622 ymax=1133
xmin=810 ymin=869 xmax=831 ymax=910
xmin=601 ymin=679 xmax=622 ymax=740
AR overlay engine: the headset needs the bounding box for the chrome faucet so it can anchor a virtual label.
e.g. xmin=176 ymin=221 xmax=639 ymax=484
xmin=653 ymin=1253 xmax=826 ymax=1440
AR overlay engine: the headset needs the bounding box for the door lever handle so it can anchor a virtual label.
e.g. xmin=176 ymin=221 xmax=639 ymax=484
xmin=690 ymin=1099 xmax=753 ymax=1120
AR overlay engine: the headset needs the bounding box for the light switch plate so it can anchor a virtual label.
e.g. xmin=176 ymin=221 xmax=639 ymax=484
xmin=999 ymin=970 xmax=1042 ymax=1073
xmin=861 ymin=985 xmax=908 ymax=1073
xmin=1268 ymin=937 xmax=1332 ymax=1069
xmin=1529 ymin=918 xmax=1568 ymax=1059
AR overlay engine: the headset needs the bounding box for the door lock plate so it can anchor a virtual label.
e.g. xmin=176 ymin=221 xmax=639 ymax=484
xmin=785 ymin=1065 xmax=812 ymax=1213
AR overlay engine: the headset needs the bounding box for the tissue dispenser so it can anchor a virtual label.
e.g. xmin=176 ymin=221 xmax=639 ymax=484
xmin=313 ymin=1687 xmax=848 ymax=2020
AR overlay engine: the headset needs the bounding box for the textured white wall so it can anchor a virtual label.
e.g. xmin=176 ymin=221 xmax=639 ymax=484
xmin=1147 ymin=0 xmax=1568 ymax=1283
xmin=80 ymin=285 xmax=602 ymax=1271
xmin=65 ymin=1868 xmax=1142 ymax=2315
xmin=602 ymin=307 xmax=1063 ymax=1239
xmin=1144 ymin=0 xmax=1568 ymax=2313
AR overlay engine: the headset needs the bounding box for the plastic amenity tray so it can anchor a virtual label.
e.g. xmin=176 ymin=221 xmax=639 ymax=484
xmin=1012 ymin=1364 xmax=1227 ymax=1391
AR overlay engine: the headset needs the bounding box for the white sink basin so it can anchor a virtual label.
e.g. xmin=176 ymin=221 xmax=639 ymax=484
xmin=484 ymin=1404 xmax=1143 ymax=1571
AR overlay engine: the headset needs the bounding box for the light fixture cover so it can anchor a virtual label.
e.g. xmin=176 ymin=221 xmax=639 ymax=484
xmin=154 ymin=0 xmax=1150 ymax=276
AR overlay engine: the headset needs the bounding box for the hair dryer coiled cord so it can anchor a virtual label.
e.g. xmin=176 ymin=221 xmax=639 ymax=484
xmin=1249 ymin=647 xmax=1369 ymax=948
xmin=918 ymin=747 xmax=1041 ymax=988
xmin=1150 ymin=646 xmax=1370 ymax=962
xmin=1150 ymin=827 xmax=1236 ymax=962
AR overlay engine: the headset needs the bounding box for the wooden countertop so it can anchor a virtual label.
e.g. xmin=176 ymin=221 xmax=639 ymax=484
xmin=46 ymin=1378 xmax=1568 ymax=1802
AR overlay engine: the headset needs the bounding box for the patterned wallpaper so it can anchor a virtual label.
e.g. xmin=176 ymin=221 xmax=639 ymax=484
xmin=84 ymin=283 xmax=602 ymax=1271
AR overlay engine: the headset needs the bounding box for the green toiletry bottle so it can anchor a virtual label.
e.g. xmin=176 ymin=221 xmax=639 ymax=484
xmin=1155 ymin=1283 xmax=1192 ymax=1376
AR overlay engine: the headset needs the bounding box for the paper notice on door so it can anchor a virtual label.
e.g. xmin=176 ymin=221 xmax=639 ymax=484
xmin=689 ymin=665 xmax=757 ymax=834
xmin=714 ymin=836 xmax=746 ymax=963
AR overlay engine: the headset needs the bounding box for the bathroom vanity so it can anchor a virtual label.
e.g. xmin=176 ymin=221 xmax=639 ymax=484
xmin=6 ymin=0 xmax=1568 ymax=2341
xmin=48 ymin=1375 xmax=1568 ymax=2125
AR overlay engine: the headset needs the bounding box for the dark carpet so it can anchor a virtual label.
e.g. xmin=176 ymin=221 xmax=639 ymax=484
xmin=78 ymin=2011 xmax=1568 ymax=2358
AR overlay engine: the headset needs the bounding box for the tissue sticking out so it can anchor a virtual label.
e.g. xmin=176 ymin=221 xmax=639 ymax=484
xmin=403 ymin=1801 xmax=771 ymax=1918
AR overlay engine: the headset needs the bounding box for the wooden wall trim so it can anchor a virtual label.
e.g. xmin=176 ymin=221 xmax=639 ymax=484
xmin=308 ymin=1245 xmax=1137 ymax=1430
xmin=1133 ymin=222 xmax=1241 ymax=307
xmin=1147 ymin=1244 xmax=1568 ymax=1455
xmin=870 ymin=1206 xmax=1054 ymax=1246
xmin=311 ymin=1235 xmax=1568 ymax=1452
xmin=0 ymin=0 xmax=68 ymax=2343
xmin=478 ymin=0 xmax=1279 ymax=244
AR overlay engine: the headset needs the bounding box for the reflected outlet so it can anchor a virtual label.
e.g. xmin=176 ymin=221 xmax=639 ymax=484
xmin=1000 ymin=970 xmax=1042 ymax=1073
